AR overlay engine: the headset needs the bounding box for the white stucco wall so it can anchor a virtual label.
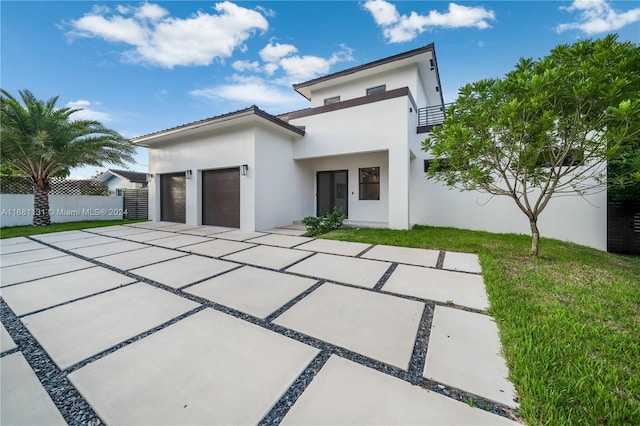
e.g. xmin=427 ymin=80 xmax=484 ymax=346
xmin=408 ymin=133 xmax=607 ymax=250
xmin=254 ymin=127 xmax=297 ymax=230
xmin=294 ymin=151 xmax=390 ymax=223
xmin=309 ymin=65 xmax=420 ymax=108
xmin=147 ymin=127 xmax=256 ymax=229
xmin=0 ymin=194 xmax=124 ymax=227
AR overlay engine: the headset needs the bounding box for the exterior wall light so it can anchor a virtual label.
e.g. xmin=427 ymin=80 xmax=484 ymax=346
xmin=185 ymin=170 xmax=193 ymax=179
xmin=146 ymin=173 xmax=154 ymax=182
xmin=241 ymin=164 xmax=249 ymax=176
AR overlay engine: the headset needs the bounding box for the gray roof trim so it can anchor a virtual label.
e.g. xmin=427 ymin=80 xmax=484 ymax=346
xmin=132 ymin=105 xmax=305 ymax=146
xmin=293 ymin=44 xmax=435 ymax=99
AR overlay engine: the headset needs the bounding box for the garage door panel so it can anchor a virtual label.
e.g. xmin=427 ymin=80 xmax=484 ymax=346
xmin=203 ymin=168 xmax=240 ymax=228
xmin=160 ymin=173 xmax=186 ymax=223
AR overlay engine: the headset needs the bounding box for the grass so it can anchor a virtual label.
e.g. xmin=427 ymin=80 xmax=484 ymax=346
xmin=323 ymin=225 xmax=640 ymax=425
xmin=0 ymin=220 xmax=146 ymax=239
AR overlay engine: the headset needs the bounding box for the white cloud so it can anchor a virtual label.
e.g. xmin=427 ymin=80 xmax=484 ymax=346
xmin=66 ymin=100 xmax=114 ymax=122
xmin=363 ymin=0 xmax=496 ymax=43
xmin=259 ymin=42 xmax=298 ymax=63
xmin=232 ymin=60 xmax=261 ymax=72
xmin=190 ymin=75 xmax=301 ymax=106
xmin=67 ymin=1 xmax=269 ymax=68
xmin=556 ymin=0 xmax=640 ymax=34
xmin=275 ymin=44 xmax=354 ymax=83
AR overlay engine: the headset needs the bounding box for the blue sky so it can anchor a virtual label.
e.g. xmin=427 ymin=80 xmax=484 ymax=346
xmin=2 ymin=0 xmax=639 ymax=178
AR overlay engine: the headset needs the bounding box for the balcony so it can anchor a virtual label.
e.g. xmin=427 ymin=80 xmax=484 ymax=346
xmin=417 ymin=104 xmax=450 ymax=133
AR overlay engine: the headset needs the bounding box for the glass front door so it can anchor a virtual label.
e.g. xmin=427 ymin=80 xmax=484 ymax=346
xmin=316 ymin=170 xmax=348 ymax=217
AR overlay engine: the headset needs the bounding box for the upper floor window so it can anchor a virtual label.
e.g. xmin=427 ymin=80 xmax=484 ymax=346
xmin=359 ymin=167 xmax=380 ymax=200
xmin=366 ymin=85 xmax=386 ymax=96
xmin=324 ymin=96 xmax=340 ymax=106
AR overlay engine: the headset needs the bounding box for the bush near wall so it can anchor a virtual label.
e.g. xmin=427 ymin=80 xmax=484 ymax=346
xmin=0 ymin=177 xmax=108 ymax=196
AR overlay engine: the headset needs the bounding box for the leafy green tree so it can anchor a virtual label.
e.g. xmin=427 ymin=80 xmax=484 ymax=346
xmin=423 ymin=35 xmax=640 ymax=256
xmin=1 ymin=89 xmax=135 ymax=226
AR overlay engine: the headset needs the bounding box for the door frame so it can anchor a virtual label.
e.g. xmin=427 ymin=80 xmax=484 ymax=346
xmin=316 ymin=169 xmax=349 ymax=217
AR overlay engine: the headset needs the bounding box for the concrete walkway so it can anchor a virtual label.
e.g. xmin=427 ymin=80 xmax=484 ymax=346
xmin=1 ymin=223 xmax=520 ymax=425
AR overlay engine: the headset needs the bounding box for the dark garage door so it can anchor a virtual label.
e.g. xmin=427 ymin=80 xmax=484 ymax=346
xmin=203 ymin=168 xmax=240 ymax=228
xmin=160 ymin=173 xmax=186 ymax=223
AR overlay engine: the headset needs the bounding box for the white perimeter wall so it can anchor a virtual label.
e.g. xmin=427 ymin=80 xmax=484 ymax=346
xmin=409 ymin=133 xmax=607 ymax=250
xmin=0 ymin=194 xmax=124 ymax=227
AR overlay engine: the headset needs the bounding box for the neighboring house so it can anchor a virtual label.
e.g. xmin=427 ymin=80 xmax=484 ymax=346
xmin=133 ymin=44 xmax=606 ymax=250
xmin=96 ymin=169 xmax=148 ymax=196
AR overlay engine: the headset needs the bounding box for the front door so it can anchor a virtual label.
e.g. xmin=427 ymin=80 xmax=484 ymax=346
xmin=316 ymin=170 xmax=348 ymax=217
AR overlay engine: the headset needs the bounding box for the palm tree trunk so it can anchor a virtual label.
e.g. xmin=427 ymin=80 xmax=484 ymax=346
xmin=33 ymin=184 xmax=51 ymax=226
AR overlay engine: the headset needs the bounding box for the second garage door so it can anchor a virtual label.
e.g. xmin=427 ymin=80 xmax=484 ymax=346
xmin=202 ymin=168 xmax=240 ymax=228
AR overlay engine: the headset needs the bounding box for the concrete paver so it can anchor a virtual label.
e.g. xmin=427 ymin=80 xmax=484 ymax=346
xmin=424 ymin=306 xmax=518 ymax=408
xmin=262 ymin=227 xmax=307 ymax=236
xmin=97 ymin=246 xmax=188 ymax=270
xmin=50 ymin=235 xmax=121 ymax=250
xmin=362 ymin=244 xmax=440 ymax=268
xmin=274 ymin=283 xmax=424 ymax=369
xmin=185 ymin=266 xmax=317 ymax=318
xmin=22 ymin=283 xmax=199 ymax=370
xmin=216 ymin=230 xmax=268 ymax=241
xmin=147 ymin=234 xmax=211 ymax=249
xmin=282 ymin=355 xmax=517 ymax=426
xmin=246 ymin=233 xmax=313 ymax=248
xmin=180 ymin=239 xmax=255 ymax=258
xmin=69 ymin=240 xmax=148 ymax=259
xmin=179 ymin=226 xmax=235 ymax=236
xmin=286 ymin=253 xmax=390 ymax=288
xmin=117 ymin=230 xmax=176 ymax=242
xmin=0 ymin=236 xmax=31 ymax=246
xmin=295 ymin=239 xmax=371 ymax=257
xmin=0 ymin=225 xmax=518 ymax=425
xmin=68 ymin=309 xmax=320 ymax=425
xmin=223 ymin=245 xmax=311 ymax=270
xmin=130 ymin=255 xmax=237 ymax=288
xmin=0 ymin=352 xmax=66 ymax=425
xmin=1 ymin=266 xmax=136 ymax=316
xmin=0 ymin=240 xmax=48 ymax=254
xmin=0 ymin=247 xmax=67 ymax=268
xmin=0 ymin=255 xmax=94 ymax=287
xmin=31 ymin=231 xmax=94 ymax=243
xmin=443 ymin=251 xmax=482 ymax=273
xmin=1 ymin=323 xmax=17 ymax=352
xmin=383 ymin=264 xmax=489 ymax=311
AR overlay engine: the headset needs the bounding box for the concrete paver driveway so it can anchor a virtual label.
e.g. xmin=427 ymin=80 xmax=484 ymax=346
xmin=1 ymin=223 xmax=520 ymax=425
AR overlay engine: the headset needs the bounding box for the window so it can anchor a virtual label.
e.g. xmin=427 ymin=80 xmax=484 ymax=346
xmin=366 ymin=85 xmax=386 ymax=96
xmin=424 ymin=159 xmax=452 ymax=173
xmin=359 ymin=167 xmax=380 ymax=200
xmin=324 ymin=96 xmax=340 ymax=106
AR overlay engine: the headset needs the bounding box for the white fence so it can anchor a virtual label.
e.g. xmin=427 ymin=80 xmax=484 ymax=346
xmin=0 ymin=194 xmax=125 ymax=227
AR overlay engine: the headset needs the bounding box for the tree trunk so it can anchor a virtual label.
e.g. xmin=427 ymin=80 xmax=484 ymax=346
xmin=530 ymin=219 xmax=540 ymax=256
xmin=33 ymin=184 xmax=51 ymax=226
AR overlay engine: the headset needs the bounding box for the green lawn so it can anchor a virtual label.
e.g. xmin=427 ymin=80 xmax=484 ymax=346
xmin=0 ymin=220 xmax=146 ymax=239
xmin=323 ymin=225 xmax=640 ymax=425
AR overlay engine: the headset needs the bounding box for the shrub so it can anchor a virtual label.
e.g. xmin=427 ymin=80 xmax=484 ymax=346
xmin=302 ymin=207 xmax=346 ymax=237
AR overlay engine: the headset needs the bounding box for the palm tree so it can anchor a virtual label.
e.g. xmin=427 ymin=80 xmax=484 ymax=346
xmin=1 ymin=89 xmax=136 ymax=226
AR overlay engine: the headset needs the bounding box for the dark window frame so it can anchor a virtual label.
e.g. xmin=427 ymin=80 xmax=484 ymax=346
xmin=366 ymin=85 xmax=386 ymax=96
xmin=359 ymin=167 xmax=380 ymax=200
xmin=324 ymin=96 xmax=340 ymax=106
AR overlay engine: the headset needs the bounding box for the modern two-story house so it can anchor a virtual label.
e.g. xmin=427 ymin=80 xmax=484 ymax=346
xmin=133 ymin=44 xmax=606 ymax=250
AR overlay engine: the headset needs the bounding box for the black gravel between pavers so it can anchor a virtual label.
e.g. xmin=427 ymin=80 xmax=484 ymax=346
xmin=2 ymin=231 xmax=521 ymax=423
xmin=436 ymin=250 xmax=446 ymax=268
xmin=257 ymin=350 xmax=332 ymax=425
xmin=0 ymin=298 xmax=103 ymax=426
xmin=372 ymin=262 xmax=398 ymax=291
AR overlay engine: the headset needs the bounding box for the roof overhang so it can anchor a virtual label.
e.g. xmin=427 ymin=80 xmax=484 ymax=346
xmin=132 ymin=106 xmax=305 ymax=147
xmin=293 ymin=44 xmax=437 ymax=100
